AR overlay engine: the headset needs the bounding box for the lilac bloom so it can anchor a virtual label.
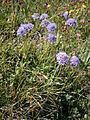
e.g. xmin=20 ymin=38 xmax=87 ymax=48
xmin=39 ymin=13 xmax=48 ymax=20
xmin=47 ymin=23 xmax=57 ymax=32
xmin=47 ymin=33 xmax=56 ymax=43
xmin=32 ymin=13 xmax=40 ymax=20
xmin=70 ymin=56 xmax=79 ymax=66
xmin=41 ymin=19 xmax=51 ymax=27
xmin=56 ymin=52 xmax=69 ymax=65
xmin=21 ymin=23 xmax=34 ymax=31
xmin=17 ymin=23 xmax=34 ymax=37
xmin=63 ymin=11 xmax=69 ymax=20
xmin=17 ymin=27 xmax=26 ymax=37
xmin=66 ymin=18 xmax=77 ymax=27
xmin=25 ymin=23 xmax=34 ymax=30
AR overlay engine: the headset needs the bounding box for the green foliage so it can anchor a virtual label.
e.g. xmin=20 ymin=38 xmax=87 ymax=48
xmin=79 ymin=38 xmax=90 ymax=68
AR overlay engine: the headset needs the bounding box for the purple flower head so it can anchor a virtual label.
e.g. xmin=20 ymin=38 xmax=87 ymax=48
xmin=17 ymin=23 xmax=34 ymax=37
xmin=63 ymin=11 xmax=69 ymax=20
xmin=70 ymin=56 xmax=79 ymax=66
xmin=41 ymin=19 xmax=51 ymax=27
xmin=21 ymin=23 xmax=34 ymax=31
xmin=32 ymin=13 xmax=40 ymax=20
xmin=47 ymin=23 xmax=57 ymax=32
xmin=47 ymin=33 xmax=56 ymax=43
xmin=17 ymin=26 xmax=26 ymax=37
xmin=25 ymin=23 xmax=34 ymax=30
xmin=56 ymin=52 xmax=69 ymax=65
xmin=66 ymin=18 xmax=77 ymax=27
xmin=39 ymin=13 xmax=48 ymax=20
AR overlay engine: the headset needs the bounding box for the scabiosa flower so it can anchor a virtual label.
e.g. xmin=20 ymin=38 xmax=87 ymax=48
xmin=66 ymin=18 xmax=77 ymax=27
xmin=70 ymin=56 xmax=79 ymax=66
xmin=17 ymin=23 xmax=34 ymax=37
xmin=32 ymin=13 xmax=40 ymax=20
xmin=47 ymin=23 xmax=57 ymax=32
xmin=17 ymin=26 xmax=26 ymax=37
xmin=21 ymin=23 xmax=34 ymax=31
xmin=63 ymin=11 xmax=69 ymax=20
xmin=47 ymin=33 xmax=56 ymax=43
xmin=39 ymin=13 xmax=48 ymax=20
xmin=41 ymin=19 xmax=50 ymax=27
xmin=56 ymin=52 xmax=69 ymax=65
xmin=27 ymin=23 xmax=34 ymax=30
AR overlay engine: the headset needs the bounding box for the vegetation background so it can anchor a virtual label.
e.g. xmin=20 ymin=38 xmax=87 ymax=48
xmin=0 ymin=0 xmax=90 ymax=119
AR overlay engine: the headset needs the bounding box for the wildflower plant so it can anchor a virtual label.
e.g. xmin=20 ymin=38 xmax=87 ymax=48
xmin=0 ymin=0 xmax=89 ymax=120
xmin=47 ymin=23 xmax=57 ymax=32
xmin=41 ymin=19 xmax=50 ymax=27
xmin=17 ymin=23 xmax=34 ymax=37
xmin=17 ymin=26 xmax=26 ymax=37
xmin=32 ymin=13 xmax=40 ymax=20
xmin=47 ymin=33 xmax=56 ymax=43
xmin=39 ymin=13 xmax=48 ymax=20
xmin=70 ymin=56 xmax=79 ymax=66
xmin=63 ymin=11 xmax=69 ymax=20
xmin=66 ymin=18 xmax=77 ymax=27
xmin=56 ymin=52 xmax=69 ymax=65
